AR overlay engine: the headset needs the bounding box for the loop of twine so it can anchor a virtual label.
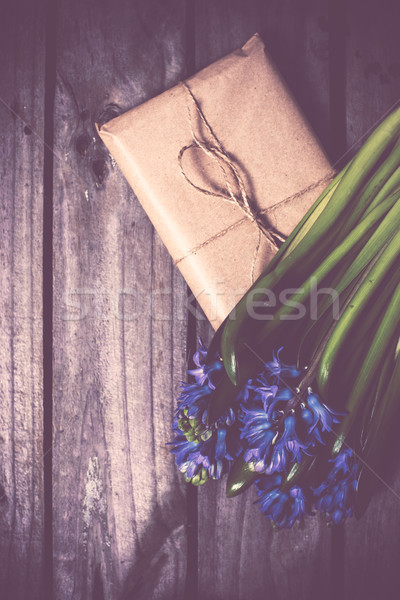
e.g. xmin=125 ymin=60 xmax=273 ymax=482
xmin=177 ymin=81 xmax=336 ymax=283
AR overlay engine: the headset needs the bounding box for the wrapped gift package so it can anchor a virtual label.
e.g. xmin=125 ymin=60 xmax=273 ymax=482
xmin=98 ymin=33 xmax=332 ymax=329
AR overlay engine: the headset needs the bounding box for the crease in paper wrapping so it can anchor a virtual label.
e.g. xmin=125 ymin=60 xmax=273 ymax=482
xmin=98 ymin=33 xmax=332 ymax=330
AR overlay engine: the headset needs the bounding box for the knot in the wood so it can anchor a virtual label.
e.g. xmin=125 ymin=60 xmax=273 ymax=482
xmin=76 ymin=132 xmax=92 ymax=156
xmin=97 ymin=103 xmax=122 ymax=127
xmin=92 ymin=158 xmax=107 ymax=185
xmin=80 ymin=108 xmax=90 ymax=120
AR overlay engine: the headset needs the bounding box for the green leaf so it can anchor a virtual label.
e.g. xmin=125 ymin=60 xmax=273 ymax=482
xmin=358 ymin=342 xmax=396 ymax=451
xmin=355 ymin=344 xmax=400 ymax=517
xmin=296 ymin=269 xmax=364 ymax=370
xmin=326 ymin=278 xmax=400 ymax=456
xmin=323 ymin=260 xmax=399 ymax=409
xmin=317 ymin=226 xmax=400 ymax=397
xmin=253 ymin=192 xmax=400 ymax=358
xmin=364 ymin=166 xmax=400 ymax=218
xmin=281 ymin=456 xmax=316 ymax=491
xmin=220 ymin=107 xmax=400 ymax=386
xmin=226 ymin=455 xmax=258 ymax=498
xmin=341 ymin=135 xmax=400 ymax=230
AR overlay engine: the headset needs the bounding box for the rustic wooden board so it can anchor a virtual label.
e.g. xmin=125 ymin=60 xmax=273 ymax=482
xmin=52 ymin=1 xmax=188 ymax=598
xmin=0 ymin=1 xmax=45 ymax=598
xmin=194 ymin=0 xmax=331 ymax=147
xmin=2 ymin=1 xmax=398 ymax=598
xmin=343 ymin=2 xmax=400 ymax=599
xmin=194 ymin=2 xmax=333 ymax=599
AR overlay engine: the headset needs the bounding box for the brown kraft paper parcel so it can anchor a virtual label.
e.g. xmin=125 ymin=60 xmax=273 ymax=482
xmin=98 ymin=33 xmax=332 ymax=329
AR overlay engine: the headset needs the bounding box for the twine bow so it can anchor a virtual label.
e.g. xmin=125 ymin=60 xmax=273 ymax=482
xmin=178 ymin=81 xmax=335 ymax=283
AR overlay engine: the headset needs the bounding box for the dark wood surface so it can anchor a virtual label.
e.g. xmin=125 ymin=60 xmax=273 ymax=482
xmin=52 ymin=1 xmax=188 ymax=599
xmin=1 ymin=1 xmax=399 ymax=599
xmin=0 ymin=1 xmax=45 ymax=599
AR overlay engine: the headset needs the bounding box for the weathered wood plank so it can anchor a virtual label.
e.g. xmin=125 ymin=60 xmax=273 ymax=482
xmin=343 ymin=2 xmax=400 ymax=599
xmin=0 ymin=1 xmax=45 ymax=598
xmin=194 ymin=2 xmax=333 ymax=598
xmin=52 ymin=1 xmax=188 ymax=598
xmin=345 ymin=0 xmax=400 ymax=149
xmin=194 ymin=0 xmax=330 ymax=150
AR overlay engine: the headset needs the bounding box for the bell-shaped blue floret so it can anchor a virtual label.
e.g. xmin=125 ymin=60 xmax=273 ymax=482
xmin=256 ymin=475 xmax=311 ymax=528
xmin=313 ymin=448 xmax=359 ymax=524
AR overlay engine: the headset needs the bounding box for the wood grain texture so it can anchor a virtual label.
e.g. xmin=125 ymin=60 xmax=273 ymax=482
xmin=2 ymin=1 xmax=399 ymax=598
xmin=345 ymin=0 xmax=400 ymax=149
xmin=0 ymin=1 xmax=45 ymax=598
xmin=194 ymin=0 xmax=331 ymax=153
xmin=52 ymin=1 xmax=188 ymax=598
xmin=343 ymin=2 xmax=400 ymax=599
xmin=194 ymin=3 xmax=332 ymax=598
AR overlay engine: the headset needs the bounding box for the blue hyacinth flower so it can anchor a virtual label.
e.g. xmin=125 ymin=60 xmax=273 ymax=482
xmin=169 ymin=419 xmax=242 ymax=485
xmin=263 ymin=387 xmax=292 ymax=421
xmin=171 ymin=339 xmax=348 ymax=517
xmin=306 ymin=391 xmax=343 ymax=432
xmin=176 ymin=338 xmax=225 ymax=426
xmin=264 ymin=347 xmax=301 ymax=383
xmin=305 ymin=390 xmax=344 ymax=447
xmin=252 ymin=381 xmax=279 ymax=413
xmin=187 ymin=338 xmax=223 ymax=390
xmin=176 ymin=381 xmax=212 ymax=421
xmin=313 ymin=448 xmax=359 ymax=524
xmin=256 ymin=475 xmax=311 ymax=528
xmin=239 ymin=351 xmax=312 ymax=474
xmin=240 ymin=406 xmax=277 ymax=472
xmin=277 ymin=415 xmax=310 ymax=463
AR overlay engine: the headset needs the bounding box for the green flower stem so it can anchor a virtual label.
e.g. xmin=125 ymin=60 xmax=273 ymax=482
xmin=326 ymin=263 xmax=400 ymax=408
xmin=325 ymin=105 xmax=400 ymax=220
xmin=342 ymin=135 xmax=400 ymax=230
xmin=296 ymin=236 xmax=387 ymax=371
xmin=251 ymin=192 xmax=400 ymax=356
xmin=317 ymin=229 xmax=400 ymax=398
xmin=360 ymin=335 xmax=400 ymax=451
xmin=209 ymin=194 xmax=400 ymax=423
xmin=206 ymin=177 xmax=343 ymax=362
xmin=316 ymin=188 xmax=400 ymax=297
xmin=354 ymin=342 xmax=400 ymax=517
xmin=358 ymin=337 xmax=398 ymax=451
xmin=221 ymin=109 xmax=400 ymax=385
xmin=296 ymin=267 xmax=369 ymax=370
xmin=265 ymin=169 xmax=344 ymax=271
xmin=219 ymin=179 xmax=344 ymax=385
xmin=363 ymin=166 xmax=400 ymax=218
xmin=327 ymin=277 xmax=400 ymax=457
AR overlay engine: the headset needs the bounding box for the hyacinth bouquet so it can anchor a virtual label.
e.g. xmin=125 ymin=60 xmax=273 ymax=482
xmin=170 ymin=105 xmax=400 ymax=528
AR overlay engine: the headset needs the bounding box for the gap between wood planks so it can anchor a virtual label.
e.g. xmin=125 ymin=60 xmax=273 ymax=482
xmin=184 ymin=1 xmax=199 ymax=599
xmin=43 ymin=0 xmax=57 ymax=598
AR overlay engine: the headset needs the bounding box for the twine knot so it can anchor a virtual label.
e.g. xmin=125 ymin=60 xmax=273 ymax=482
xmin=178 ymin=81 xmax=335 ymax=283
